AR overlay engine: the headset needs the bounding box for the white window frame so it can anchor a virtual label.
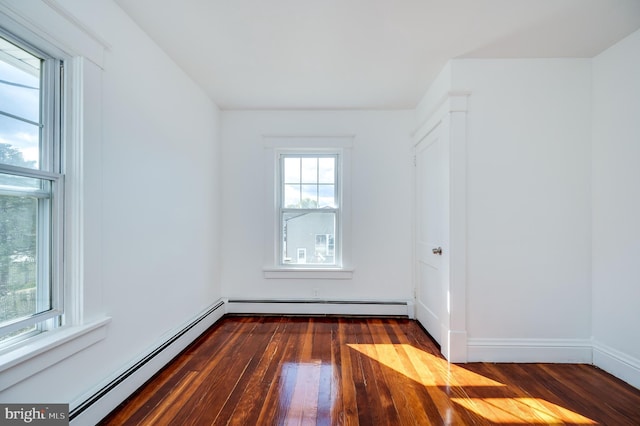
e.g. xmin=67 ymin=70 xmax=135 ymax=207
xmin=0 ymin=27 xmax=65 ymax=345
xmin=263 ymin=136 xmax=353 ymax=279
xmin=0 ymin=3 xmax=111 ymax=392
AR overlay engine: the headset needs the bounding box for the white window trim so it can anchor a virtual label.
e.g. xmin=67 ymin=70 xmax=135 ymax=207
xmin=263 ymin=136 xmax=353 ymax=279
xmin=0 ymin=4 xmax=110 ymax=388
xmin=0 ymin=317 xmax=110 ymax=392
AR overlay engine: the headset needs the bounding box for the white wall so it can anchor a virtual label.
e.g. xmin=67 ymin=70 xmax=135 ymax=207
xmin=592 ymin=29 xmax=640 ymax=387
xmin=417 ymin=59 xmax=593 ymax=361
xmin=454 ymin=59 xmax=592 ymax=344
xmin=220 ymin=111 xmax=414 ymax=302
xmin=1 ymin=0 xmax=222 ymax=405
xmin=415 ymin=61 xmax=452 ymax=123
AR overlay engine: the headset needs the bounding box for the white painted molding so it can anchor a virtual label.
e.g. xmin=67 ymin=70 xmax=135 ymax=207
xmin=262 ymin=135 xmax=354 ymax=148
xmin=593 ymin=340 xmax=640 ymax=390
xmin=263 ymin=268 xmax=354 ymax=279
xmin=225 ymin=299 xmax=412 ymax=317
xmin=69 ymin=301 xmax=225 ymax=426
xmin=467 ymin=338 xmax=593 ymax=363
xmin=413 ymin=90 xmax=471 ymax=141
xmin=40 ymin=0 xmax=112 ymax=50
xmin=0 ymin=0 xmax=108 ymax=67
xmin=0 ymin=317 xmax=111 ymax=392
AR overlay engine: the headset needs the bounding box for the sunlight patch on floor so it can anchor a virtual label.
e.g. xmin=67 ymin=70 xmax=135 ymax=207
xmin=348 ymin=343 xmax=597 ymax=425
xmin=452 ymin=397 xmax=597 ymax=424
xmin=347 ymin=343 xmax=505 ymax=387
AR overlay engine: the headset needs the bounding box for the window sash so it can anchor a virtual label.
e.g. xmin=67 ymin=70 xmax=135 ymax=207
xmin=0 ymin=164 xmax=63 ymax=338
xmin=280 ymin=154 xmax=338 ymax=209
xmin=0 ymin=30 xmax=63 ymax=344
xmin=278 ymin=151 xmax=341 ymax=267
xmin=280 ymin=210 xmax=338 ymax=266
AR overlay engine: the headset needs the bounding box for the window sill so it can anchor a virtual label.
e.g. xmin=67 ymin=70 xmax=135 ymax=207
xmin=0 ymin=317 xmax=111 ymax=392
xmin=263 ymin=268 xmax=354 ymax=279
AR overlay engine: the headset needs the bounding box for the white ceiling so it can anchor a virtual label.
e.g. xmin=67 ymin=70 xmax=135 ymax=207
xmin=114 ymin=0 xmax=640 ymax=110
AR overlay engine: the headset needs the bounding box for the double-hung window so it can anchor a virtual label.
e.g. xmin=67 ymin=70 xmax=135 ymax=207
xmin=279 ymin=154 xmax=340 ymax=267
xmin=0 ymin=31 xmax=64 ymax=346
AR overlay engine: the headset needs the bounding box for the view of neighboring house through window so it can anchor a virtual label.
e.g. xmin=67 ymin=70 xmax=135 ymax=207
xmin=280 ymin=154 xmax=339 ymax=266
xmin=0 ymin=31 xmax=63 ymax=346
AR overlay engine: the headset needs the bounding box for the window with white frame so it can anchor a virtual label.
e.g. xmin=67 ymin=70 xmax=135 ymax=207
xmin=0 ymin=30 xmax=64 ymax=347
xmin=280 ymin=153 xmax=340 ymax=266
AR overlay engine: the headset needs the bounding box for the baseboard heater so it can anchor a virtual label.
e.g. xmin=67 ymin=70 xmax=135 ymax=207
xmin=226 ymin=299 xmax=414 ymax=318
xmin=69 ymin=300 xmax=225 ymax=425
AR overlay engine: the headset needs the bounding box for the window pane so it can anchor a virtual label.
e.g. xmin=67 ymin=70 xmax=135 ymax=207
xmin=301 ymin=157 xmax=317 ymax=184
xmin=318 ymin=184 xmax=336 ymax=208
xmin=282 ymin=211 xmax=335 ymax=265
xmin=318 ymin=157 xmax=335 ymax=184
xmin=301 ymin=184 xmax=318 ymax=208
xmin=0 ymin=37 xmax=42 ymax=170
xmin=0 ymin=116 xmax=40 ymax=169
xmin=0 ymin=40 xmax=41 ymax=123
xmin=315 ymin=234 xmax=327 ymax=256
xmin=283 ymin=157 xmax=300 ymax=183
xmin=0 ymin=194 xmax=45 ymax=327
xmin=0 ymin=324 xmax=37 ymax=344
xmin=0 ymin=171 xmax=47 ymax=192
xmin=284 ymin=184 xmax=300 ymax=208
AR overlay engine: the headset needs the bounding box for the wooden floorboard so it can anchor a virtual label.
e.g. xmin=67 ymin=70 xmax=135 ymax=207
xmin=100 ymin=316 xmax=640 ymax=425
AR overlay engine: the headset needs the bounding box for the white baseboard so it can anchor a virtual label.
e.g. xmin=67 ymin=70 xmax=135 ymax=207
xmin=225 ymin=299 xmax=412 ymax=317
xmin=593 ymin=340 xmax=640 ymax=390
xmin=467 ymin=337 xmax=593 ymax=363
xmin=69 ymin=300 xmax=226 ymax=426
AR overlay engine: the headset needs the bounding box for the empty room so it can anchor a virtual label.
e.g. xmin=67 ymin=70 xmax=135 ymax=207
xmin=0 ymin=0 xmax=639 ymax=424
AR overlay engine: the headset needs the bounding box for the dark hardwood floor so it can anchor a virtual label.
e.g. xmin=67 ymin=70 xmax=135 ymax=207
xmin=100 ymin=316 xmax=640 ymax=425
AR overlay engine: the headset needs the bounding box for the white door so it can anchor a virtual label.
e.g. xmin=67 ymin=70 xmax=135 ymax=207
xmin=415 ymin=124 xmax=447 ymax=345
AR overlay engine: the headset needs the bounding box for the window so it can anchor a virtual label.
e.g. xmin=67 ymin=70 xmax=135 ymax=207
xmin=280 ymin=153 xmax=339 ymax=267
xmin=0 ymin=31 xmax=64 ymax=346
xmin=263 ymin=136 xmax=352 ymax=279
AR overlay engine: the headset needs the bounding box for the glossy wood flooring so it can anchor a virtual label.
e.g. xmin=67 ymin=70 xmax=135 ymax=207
xmin=100 ymin=316 xmax=640 ymax=425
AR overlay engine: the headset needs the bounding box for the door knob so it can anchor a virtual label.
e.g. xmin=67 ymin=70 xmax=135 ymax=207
xmin=432 ymin=247 xmax=442 ymax=255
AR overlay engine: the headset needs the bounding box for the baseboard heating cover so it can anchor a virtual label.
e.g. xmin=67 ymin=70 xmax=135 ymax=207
xmin=69 ymin=300 xmax=225 ymax=425
xmin=225 ymin=299 xmax=414 ymax=318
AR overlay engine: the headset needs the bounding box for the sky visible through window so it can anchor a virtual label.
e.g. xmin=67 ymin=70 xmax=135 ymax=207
xmin=283 ymin=156 xmax=336 ymax=209
xmin=0 ymin=36 xmax=42 ymax=169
